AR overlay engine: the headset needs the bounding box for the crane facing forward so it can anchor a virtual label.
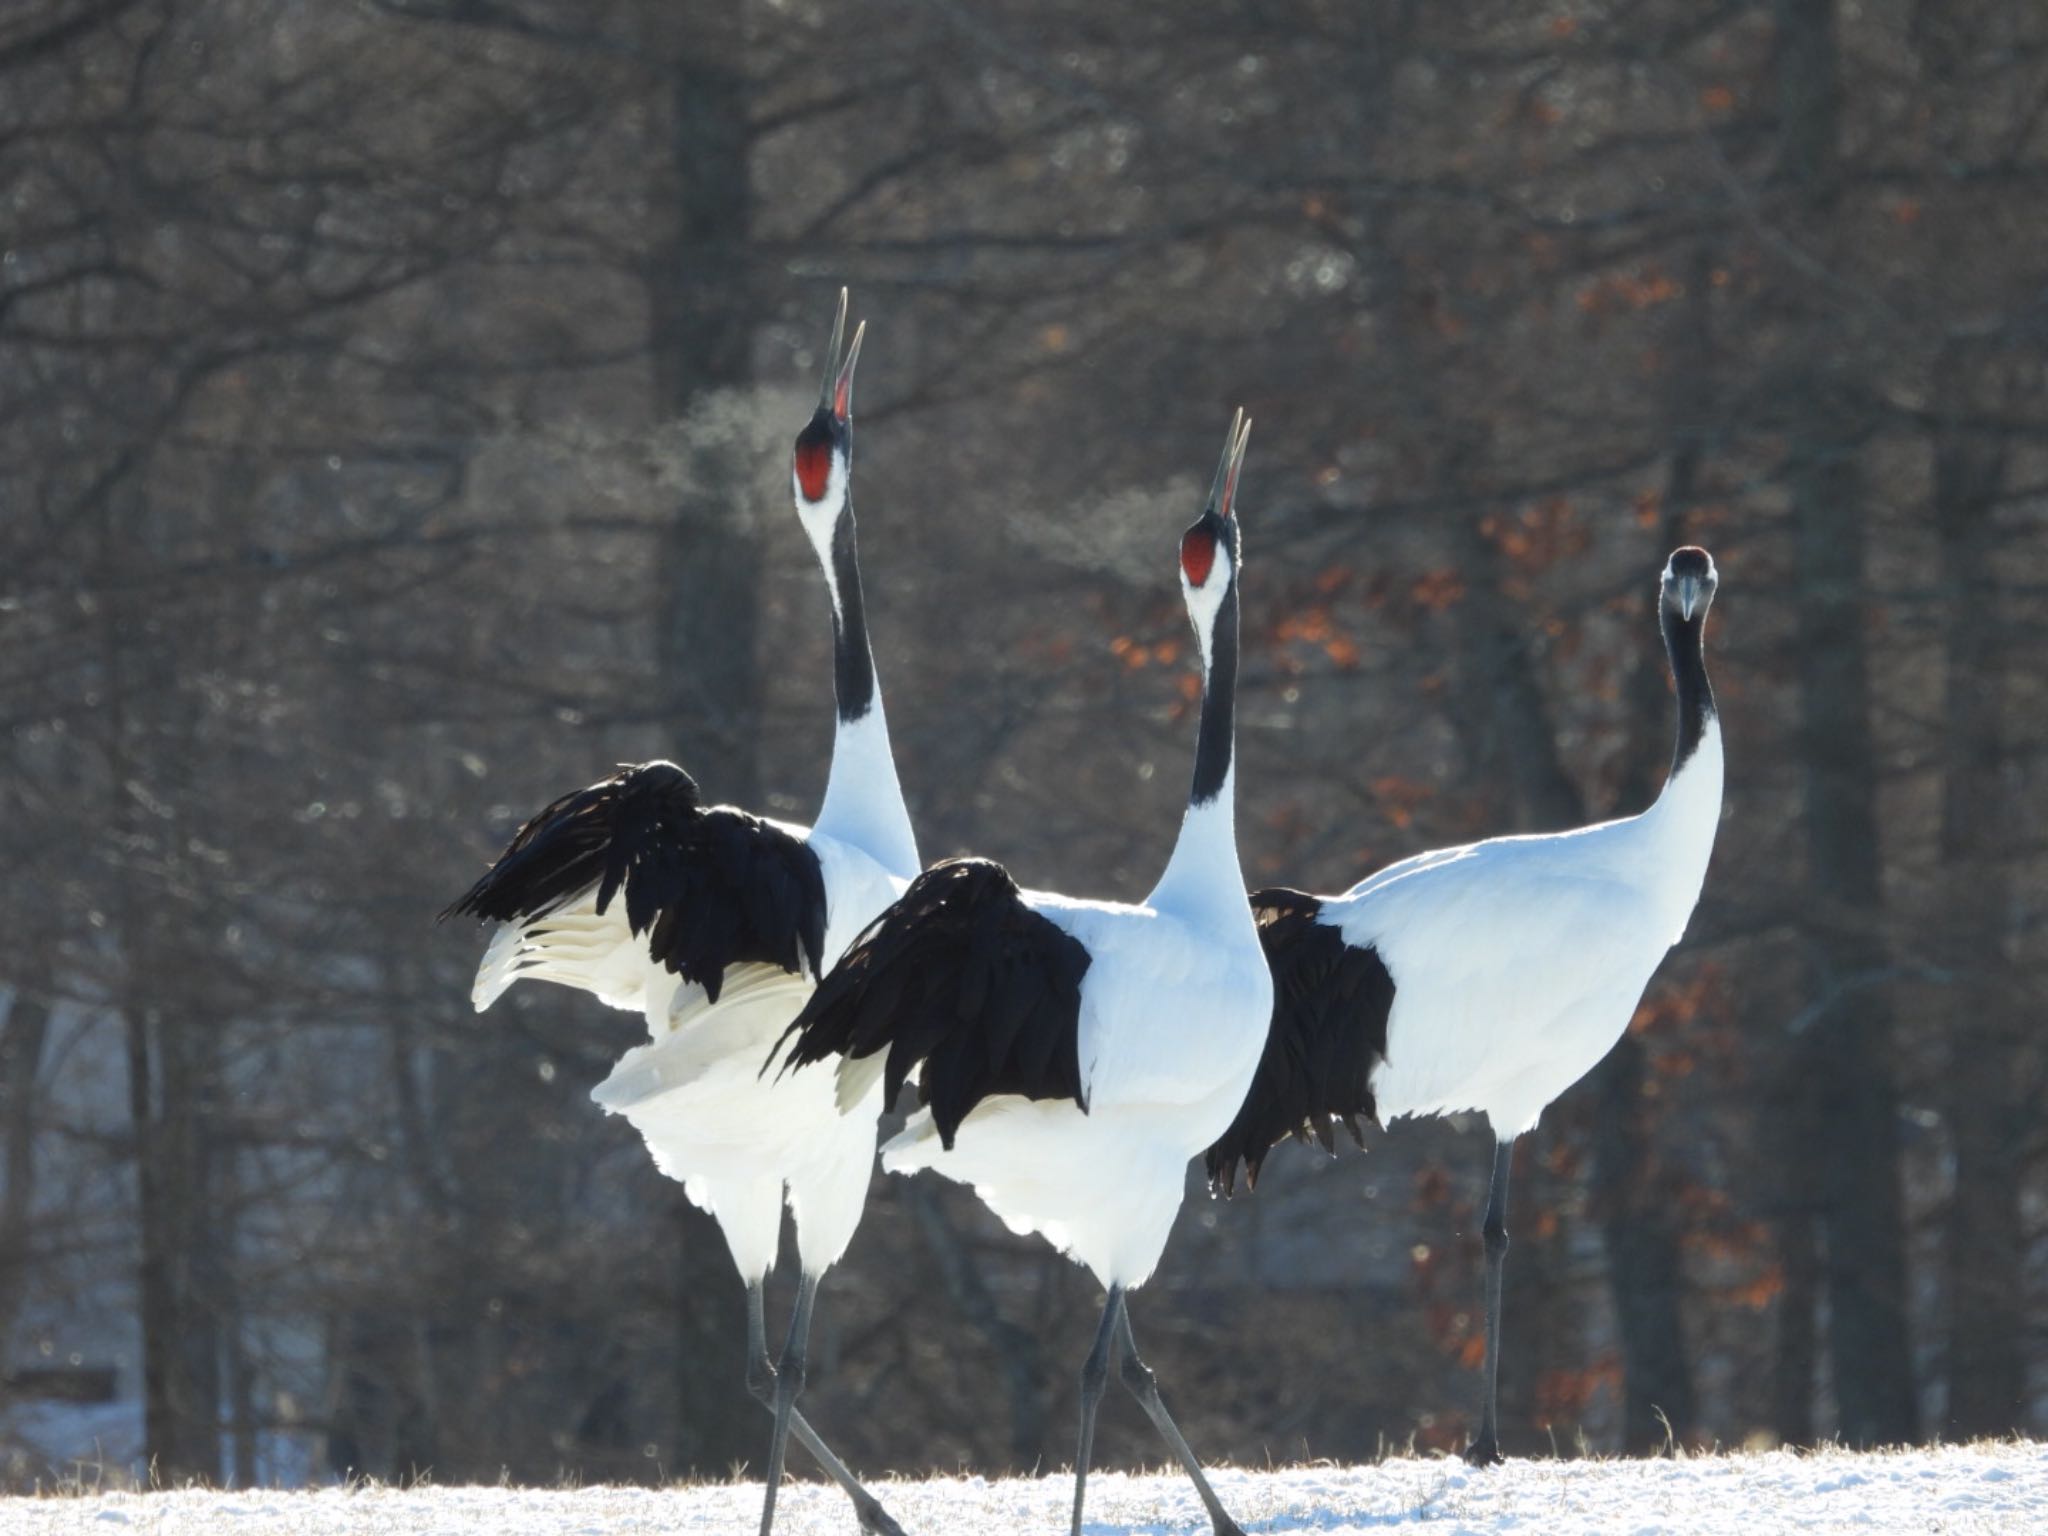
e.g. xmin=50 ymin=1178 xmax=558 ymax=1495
xmin=1206 ymin=546 xmax=1723 ymax=1465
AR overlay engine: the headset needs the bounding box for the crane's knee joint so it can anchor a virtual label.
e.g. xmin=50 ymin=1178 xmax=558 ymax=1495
xmin=1117 ymin=1349 xmax=1156 ymax=1399
xmin=777 ymin=1350 xmax=808 ymax=1400
xmin=1482 ymin=1216 xmax=1508 ymax=1259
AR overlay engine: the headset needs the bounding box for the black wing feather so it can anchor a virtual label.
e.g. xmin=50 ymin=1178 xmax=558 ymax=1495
xmin=781 ymin=857 xmax=1092 ymax=1149
xmin=443 ymin=760 xmax=826 ymax=1003
xmin=1203 ymin=887 xmax=1395 ymax=1196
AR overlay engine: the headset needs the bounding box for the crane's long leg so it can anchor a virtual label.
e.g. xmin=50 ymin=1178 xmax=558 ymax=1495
xmin=1070 ymin=1286 xmax=1124 ymax=1536
xmin=1113 ymin=1302 xmax=1245 ymax=1536
xmin=745 ymin=1281 xmax=905 ymax=1536
xmin=759 ymin=1273 xmax=816 ymax=1536
xmin=1465 ymin=1135 xmax=1515 ymax=1467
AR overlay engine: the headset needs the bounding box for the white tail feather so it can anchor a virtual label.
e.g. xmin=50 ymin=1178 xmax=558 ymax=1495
xmin=834 ymin=1050 xmax=889 ymax=1116
xmin=471 ymin=922 xmax=530 ymax=1011
xmin=468 ymin=890 xmax=646 ymax=1015
xmin=592 ymin=966 xmax=813 ymax=1114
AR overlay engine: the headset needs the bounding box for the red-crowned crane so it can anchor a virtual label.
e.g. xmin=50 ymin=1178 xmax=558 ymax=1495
xmin=1204 ymin=546 xmax=1723 ymax=1465
xmin=783 ymin=412 xmax=1273 ymax=1536
xmin=445 ymin=292 xmax=917 ymax=1536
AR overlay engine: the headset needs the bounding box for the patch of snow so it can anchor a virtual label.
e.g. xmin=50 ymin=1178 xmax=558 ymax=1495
xmin=0 ymin=1443 xmax=2041 ymax=1535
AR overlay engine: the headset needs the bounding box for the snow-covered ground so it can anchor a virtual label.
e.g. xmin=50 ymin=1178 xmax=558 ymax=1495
xmin=2 ymin=1443 xmax=2041 ymax=1534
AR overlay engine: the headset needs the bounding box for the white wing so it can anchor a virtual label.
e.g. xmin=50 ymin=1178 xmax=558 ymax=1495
xmin=1336 ymin=829 xmax=1674 ymax=1128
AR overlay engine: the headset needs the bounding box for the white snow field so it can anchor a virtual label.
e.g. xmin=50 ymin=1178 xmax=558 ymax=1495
xmin=3 ymin=1443 xmax=2042 ymax=1535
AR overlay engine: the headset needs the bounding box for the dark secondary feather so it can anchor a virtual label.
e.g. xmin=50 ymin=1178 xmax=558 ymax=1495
xmin=1203 ymin=888 xmax=1395 ymax=1196
xmin=780 ymin=857 xmax=1091 ymax=1150
xmin=442 ymin=760 xmax=826 ymax=1003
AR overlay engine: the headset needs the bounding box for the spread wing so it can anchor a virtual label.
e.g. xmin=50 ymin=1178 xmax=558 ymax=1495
xmin=780 ymin=857 xmax=1092 ymax=1148
xmin=1203 ymin=888 xmax=1395 ymax=1196
xmin=444 ymin=760 xmax=827 ymax=1004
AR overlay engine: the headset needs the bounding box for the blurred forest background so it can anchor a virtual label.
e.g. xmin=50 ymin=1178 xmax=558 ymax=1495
xmin=1 ymin=0 xmax=2044 ymax=1493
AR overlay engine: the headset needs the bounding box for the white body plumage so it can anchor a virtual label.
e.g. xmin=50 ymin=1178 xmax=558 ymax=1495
xmin=882 ymin=793 xmax=1273 ymax=1290
xmin=484 ymin=820 xmax=907 ymax=1279
xmin=1334 ymin=715 xmax=1721 ymax=1138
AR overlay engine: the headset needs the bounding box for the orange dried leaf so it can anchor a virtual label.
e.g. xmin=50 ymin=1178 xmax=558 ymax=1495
xmin=1412 ymin=569 xmax=1466 ymax=613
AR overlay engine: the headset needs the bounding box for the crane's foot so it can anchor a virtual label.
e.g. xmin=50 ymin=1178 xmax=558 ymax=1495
xmin=1462 ymin=1433 xmax=1503 ymax=1468
xmin=854 ymin=1493 xmax=908 ymax=1536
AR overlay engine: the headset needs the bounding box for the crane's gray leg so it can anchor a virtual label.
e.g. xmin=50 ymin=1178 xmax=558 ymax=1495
xmin=746 ymin=1281 xmax=905 ymax=1536
xmin=1071 ymin=1286 xmax=1124 ymax=1536
xmin=1114 ymin=1302 xmax=1245 ymax=1536
xmin=1465 ymin=1136 xmax=1515 ymax=1467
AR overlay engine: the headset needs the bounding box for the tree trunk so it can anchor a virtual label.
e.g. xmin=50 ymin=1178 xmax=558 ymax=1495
xmin=1449 ymin=516 xmax=1590 ymax=1452
xmin=1930 ymin=345 xmax=2025 ymax=1437
xmin=1786 ymin=400 xmax=1919 ymax=1446
xmin=98 ymin=491 xmax=224 ymax=1485
xmin=908 ymin=1183 xmax=1052 ymax=1467
xmin=642 ymin=9 xmax=768 ymax=1478
xmin=1581 ymin=240 xmax=1712 ymax=1453
xmin=1774 ymin=0 xmax=1918 ymax=1448
xmin=650 ymin=44 xmax=763 ymax=803
xmin=0 ymin=977 xmax=52 ymax=1354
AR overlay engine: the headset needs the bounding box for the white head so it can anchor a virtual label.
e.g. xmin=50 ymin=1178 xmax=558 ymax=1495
xmin=1179 ymin=408 xmax=1251 ymax=668
xmin=791 ymin=288 xmax=864 ymax=571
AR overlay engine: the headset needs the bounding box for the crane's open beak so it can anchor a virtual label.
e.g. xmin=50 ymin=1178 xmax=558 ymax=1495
xmin=819 ymin=288 xmax=865 ymax=423
xmin=1208 ymin=408 xmax=1253 ymax=521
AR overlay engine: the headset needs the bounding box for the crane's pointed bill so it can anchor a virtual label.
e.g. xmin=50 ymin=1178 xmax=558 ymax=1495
xmin=1662 ymin=545 xmax=1717 ymax=621
xmin=795 ymin=294 xmax=860 ymax=505
xmin=833 ymin=320 xmax=865 ymax=422
xmin=817 ymin=287 xmax=849 ymax=412
xmin=1205 ymin=407 xmax=1248 ymax=517
xmin=1199 ymin=408 xmax=1252 ymax=523
xmin=1219 ymin=413 xmax=1252 ymax=522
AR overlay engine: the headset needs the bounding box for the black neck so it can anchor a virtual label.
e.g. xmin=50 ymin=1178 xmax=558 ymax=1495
xmin=1189 ymin=575 xmax=1239 ymax=805
xmin=1661 ymin=601 xmax=1715 ymax=775
xmin=831 ymin=505 xmax=877 ymax=723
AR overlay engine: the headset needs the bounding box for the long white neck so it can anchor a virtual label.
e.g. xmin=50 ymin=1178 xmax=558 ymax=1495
xmin=1147 ymin=764 xmax=1255 ymax=931
xmin=815 ymin=701 xmax=919 ymax=876
xmin=803 ymin=490 xmax=919 ymax=878
xmin=1635 ymin=711 xmax=1723 ymax=941
xmin=1146 ymin=561 xmax=1253 ymax=935
xmin=1635 ymin=593 xmax=1722 ymax=924
xmin=1646 ymin=713 xmax=1722 ymax=854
